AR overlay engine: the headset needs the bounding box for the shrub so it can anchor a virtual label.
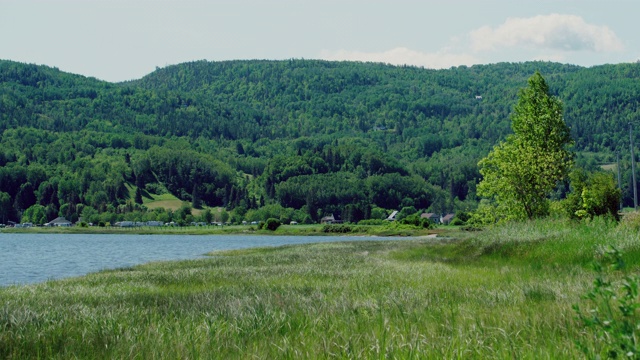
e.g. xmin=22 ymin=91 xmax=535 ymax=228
xmin=574 ymin=246 xmax=640 ymax=358
xmin=265 ymin=218 xmax=281 ymax=231
xmin=396 ymin=206 xmax=417 ymax=222
xmin=400 ymin=214 xmax=431 ymax=228
xmin=565 ymin=169 xmax=621 ymax=221
xmin=454 ymin=211 xmax=471 ymax=223
xmin=358 ymin=219 xmax=386 ymax=225
xmin=321 ymin=224 xmax=353 ymax=233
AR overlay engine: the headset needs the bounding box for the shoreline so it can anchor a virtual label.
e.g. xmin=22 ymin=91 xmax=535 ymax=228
xmin=0 ymin=224 xmax=440 ymax=237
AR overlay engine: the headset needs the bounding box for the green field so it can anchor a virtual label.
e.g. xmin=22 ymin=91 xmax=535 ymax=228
xmin=1 ymin=218 xmax=639 ymax=358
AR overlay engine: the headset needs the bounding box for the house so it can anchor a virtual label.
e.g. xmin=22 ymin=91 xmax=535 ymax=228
xmin=45 ymin=217 xmax=72 ymax=227
xmin=290 ymin=221 xmax=298 ymax=225
xmin=386 ymin=210 xmax=399 ymax=221
xmin=321 ymin=214 xmax=335 ymax=224
xmin=320 ymin=214 xmax=342 ymax=224
xmin=440 ymin=213 xmax=455 ymax=225
xmin=420 ymin=213 xmax=440 ymax=224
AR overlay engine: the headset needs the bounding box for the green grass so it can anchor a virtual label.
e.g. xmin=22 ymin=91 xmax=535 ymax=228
xmin=1 ymin=218 xmax=638 ymax=358
xmin=141 ymin=191 xmax=186 ymax=211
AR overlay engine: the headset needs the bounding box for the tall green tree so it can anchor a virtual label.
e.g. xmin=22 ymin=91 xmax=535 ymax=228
xmin=22 ymin=204 xmax=47 ymax=225
xmin=477 ymin=72 xmax=574 ymax=220
xmin=0 ymin=191 xmax=11 ymax=223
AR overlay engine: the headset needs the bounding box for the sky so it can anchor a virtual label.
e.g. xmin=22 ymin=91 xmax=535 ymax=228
xmin=1 ymin=0 xmax=639 ymax=82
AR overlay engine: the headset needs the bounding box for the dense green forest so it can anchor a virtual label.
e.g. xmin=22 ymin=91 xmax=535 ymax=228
xmin=1 ymin=59 xmax=639 ymax=225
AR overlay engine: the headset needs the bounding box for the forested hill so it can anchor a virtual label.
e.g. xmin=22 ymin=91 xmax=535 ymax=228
xmin=130 ymin=60 xmax=580 ymax=145
xmin=1 ymin=59 xmax=640 ymax=225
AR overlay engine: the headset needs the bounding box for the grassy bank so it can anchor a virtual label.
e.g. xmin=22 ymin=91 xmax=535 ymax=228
xmin=1 ymin=218 xmax=639 ymax=358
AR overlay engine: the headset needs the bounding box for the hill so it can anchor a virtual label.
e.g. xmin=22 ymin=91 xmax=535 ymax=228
xmin=1 ymin=59 xmax=639 ymax=225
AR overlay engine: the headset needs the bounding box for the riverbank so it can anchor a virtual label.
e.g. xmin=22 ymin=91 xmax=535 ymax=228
xmin=1 ymin=218 xmax=635 ymax=358
xmin=0 ymin=223 xmax=437 ymax=237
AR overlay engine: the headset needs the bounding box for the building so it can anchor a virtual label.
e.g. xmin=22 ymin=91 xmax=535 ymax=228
xmin=45 ymin=217 xmax=72 ymax=227
xmin=440 ymin=214 xmax=455 ymax=225
xmin=420 ymin=213 xmax=441 ymax=224
xmin=320 ymin=214 xmax=343 ymax=224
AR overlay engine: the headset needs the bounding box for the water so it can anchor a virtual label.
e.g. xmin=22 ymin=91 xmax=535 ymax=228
xmin=0 ymin=233 xmax=383 ymax=287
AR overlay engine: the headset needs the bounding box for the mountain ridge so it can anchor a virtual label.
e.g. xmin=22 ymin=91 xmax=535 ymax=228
xmin=0 ymin=59 xmax=639 ymax=224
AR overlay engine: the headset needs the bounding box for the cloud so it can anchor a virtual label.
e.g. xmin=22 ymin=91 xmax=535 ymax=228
xmin=470 ymin=14 xmax=623 ymax=53
xmin=319 ymin=47 xmax=479 ymax=69
xmin=319 ymin=14 xmax=623 ymax=70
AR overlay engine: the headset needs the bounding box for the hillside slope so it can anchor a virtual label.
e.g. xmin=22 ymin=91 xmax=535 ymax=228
xmin=0 ymin=59 xmax=639 ymax=224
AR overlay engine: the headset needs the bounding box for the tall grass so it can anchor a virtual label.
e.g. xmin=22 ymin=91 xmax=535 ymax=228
xmin=1 ymin=219 xmax=637 ymax=358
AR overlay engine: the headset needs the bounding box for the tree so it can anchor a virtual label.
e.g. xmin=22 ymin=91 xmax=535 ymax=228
xmin=0 ymin=192 xmax=10 ymax=224
xmin=477 ymin=72 xmax=573 ymax=220
xmin=265 ymin=218 xmax=281 ymax=231
xmin=565 ymin=169 xmax=621 ymax=220
xmin=200 ymin=208 xmax=213 ymax=223
xmin=134 ymin=187 xmax=143 ymax=204
xmin=22 ymin=204 xmax=47 ymax=224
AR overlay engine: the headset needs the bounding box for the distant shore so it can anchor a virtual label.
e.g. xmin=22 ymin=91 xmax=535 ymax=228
xmin=0 ymin=223 xmax=438 ymax=237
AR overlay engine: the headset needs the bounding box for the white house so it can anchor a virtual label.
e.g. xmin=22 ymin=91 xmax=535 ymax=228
xmin=45 ymin=217 xmax=72 ymax=227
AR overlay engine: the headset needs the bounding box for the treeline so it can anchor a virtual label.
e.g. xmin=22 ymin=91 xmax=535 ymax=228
xmin=1 ymin=59 xmax=640 ymax=224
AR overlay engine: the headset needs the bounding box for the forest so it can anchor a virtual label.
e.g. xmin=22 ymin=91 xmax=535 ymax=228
xmin=0 ymin=58 xmax=639 ymax=225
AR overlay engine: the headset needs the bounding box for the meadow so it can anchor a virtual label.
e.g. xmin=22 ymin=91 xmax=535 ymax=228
xmin=2 ymin=218 xmax=640 ymax=359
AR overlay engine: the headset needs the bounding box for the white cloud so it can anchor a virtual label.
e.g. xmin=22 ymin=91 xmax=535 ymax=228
xmin=319 ymin=14 xmax=624 ymax=70
xmin=319 ymin=47 xmax=479 ymax=69
xmin=470 ymin=14 xmax=623 ymax=53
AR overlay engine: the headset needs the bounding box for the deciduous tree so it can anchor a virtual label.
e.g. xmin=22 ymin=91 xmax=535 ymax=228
xmin=477 ymin=72 xmax=573 ymax=220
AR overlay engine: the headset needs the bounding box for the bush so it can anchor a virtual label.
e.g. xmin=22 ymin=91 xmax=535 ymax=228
xmin=565 ymin=169 xmax=621 ymax=221
xmin=400 ymin=214 xmax=431 ymax=228
xmin=358 ymin=219 xmax=386 ymax=225
xmin=396 ymin=206 xmax=417 ymax=222
xmin=321 ymin=224 xmax=353 ymax=233
xmin=574 ymin=246 xmax=640 ymax=358
xmin=454 ymin=211 xmax=471 ymax=223
xmin=265 ymin=218 xmax=281 ymax=231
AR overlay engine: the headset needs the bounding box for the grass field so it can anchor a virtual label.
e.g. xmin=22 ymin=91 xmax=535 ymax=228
xmin=125 ymin=184 xmax=193 ymax=213
xmin=1 ymin=218 xmax=639 ymax=358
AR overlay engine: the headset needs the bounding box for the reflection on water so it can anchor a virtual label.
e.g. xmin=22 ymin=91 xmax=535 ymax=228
xmin=0 ymin=233 xmax=380 ymax=287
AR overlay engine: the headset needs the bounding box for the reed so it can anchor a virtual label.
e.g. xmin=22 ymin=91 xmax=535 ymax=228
xmin=1 ymin=219 xmax=635 ymax=359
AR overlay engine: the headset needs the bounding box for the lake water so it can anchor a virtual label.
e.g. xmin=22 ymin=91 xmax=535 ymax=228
xmin=0 ymin=233 xmax=385 ymax=287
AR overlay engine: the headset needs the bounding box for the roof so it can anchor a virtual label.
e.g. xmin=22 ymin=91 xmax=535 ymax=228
xmin=386 ymin=210 xmax=399 ymax=220
xmin=421 ymin=213 xmax=438 ymax=219
xmin=442 ymin=214 xmax=455 ymax=221
xmin=47 ymin=217 xmax=71 ymax=225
